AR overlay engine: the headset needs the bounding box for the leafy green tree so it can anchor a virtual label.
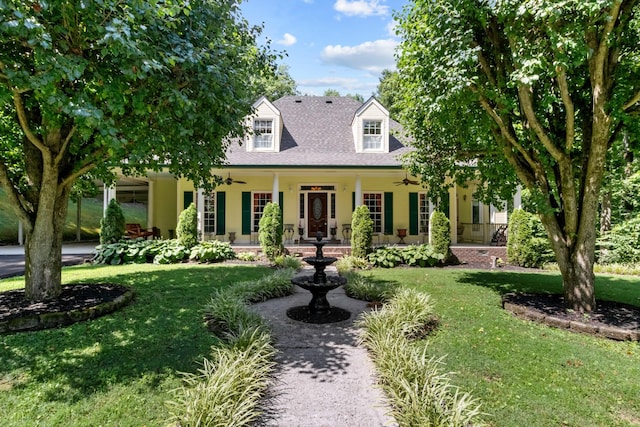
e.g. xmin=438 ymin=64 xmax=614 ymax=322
xmin=177 ymin=203 xmax=198 ymax=249
xmin=323 ymin=89 xmax=341 ymax=97
xmin=0 ymin=0 xmax=275 ymax=301
xmin=100 ymin=199 xmax=125 ymax=245
xmin=375 ymin=69 xmax=401 ymax=118
xmin=258 ymin=202 xmax=283 ymax=261
xmin=251 ymin=63 xmax=298 ymax=101
xmin=351 ymin=205 xmax=373 ymax=258
xmin=396 ymin=0 xmax=640 ymax=312
xmin=429 ymin=210 xmax=451 ymax=262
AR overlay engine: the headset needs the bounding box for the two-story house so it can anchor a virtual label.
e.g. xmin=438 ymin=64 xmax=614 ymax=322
xmin=112 ymin=95 xmax=513 ymax=248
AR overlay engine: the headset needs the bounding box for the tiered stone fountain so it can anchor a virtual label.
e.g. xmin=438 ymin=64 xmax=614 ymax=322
xmin=287 ymin=232 xmax=350 ymax=324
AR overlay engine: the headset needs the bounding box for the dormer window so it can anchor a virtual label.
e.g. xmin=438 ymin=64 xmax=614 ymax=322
xmin=363 ymin=120 xmax=382 ymax=151
xmin=253 ymin=119 xmax=274 ymax=150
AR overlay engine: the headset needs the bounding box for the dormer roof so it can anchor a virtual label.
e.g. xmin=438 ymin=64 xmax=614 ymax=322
xmin=225 ymin=96 xmax=410 ymax=168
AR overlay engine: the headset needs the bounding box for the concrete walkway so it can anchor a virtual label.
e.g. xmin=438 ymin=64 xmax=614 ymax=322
xmin=251 ymin=267 xmax=398 ymax=427
xmin=0 ymin=245 xmax=398 ymax=426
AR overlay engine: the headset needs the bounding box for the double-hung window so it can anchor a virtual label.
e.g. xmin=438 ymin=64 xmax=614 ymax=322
xmin=252 ymin=192 xmax=272 ymax=232
xmin=254 ymin=119 xmax=274 ymax=150
xmin=363 ymin=120 xmax=382 ymax=151
xmin=363 ymin=192 xmax=383 ymax=233
xmin=419 ymin=193 xmax=430 ymax=234
xmin=203 ymin=192 xmax=216 ymax=234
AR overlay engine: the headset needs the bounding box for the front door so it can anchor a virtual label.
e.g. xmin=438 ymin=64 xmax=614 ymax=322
xmin=307 ymin=193 xmax=328 ymax=238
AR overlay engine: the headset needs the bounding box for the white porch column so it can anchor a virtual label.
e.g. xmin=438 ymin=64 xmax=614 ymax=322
xmin=428 ymin=200 xmax=434 ymax=244
xmin=449 ymin=185 xmax=458 ymax=244
xmin=196 ymin=188 xmax=204 ymax=240
xmin=147 ymin=180 xmax=154 ymax=228
xmin=355 ymin=175 xmax=362 ymax=207
xmin=514 ymin=185 xmax=522 ymax=210
xmin=18 ymin=221 xmax=23 ymax=245
xmin=272 ymin=173 xmax=280 ymax=204
xmin=103 ymin=185 xmax=116 ymax=215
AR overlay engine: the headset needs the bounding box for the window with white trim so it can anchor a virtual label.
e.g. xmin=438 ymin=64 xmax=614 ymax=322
xmin=419 ymin=193 xmax=430 ymax=234
xmin=253 ymin=192 xmax=272 ymax=232
xmin=253 ymin=119 xmax=274 ymax=149
xmin=203 ymin=192 xmax=215 ymax=234
xmin=363 ymin=192 xmax=383 ymax=233
xmin=363 ymin=120 xmax=382 ymax=151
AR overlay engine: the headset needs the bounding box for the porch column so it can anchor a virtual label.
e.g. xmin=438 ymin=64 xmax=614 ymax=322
xmin=196 ymin=188 xmax=204 ymax=240
xmin=147 ymin=180 xmax=154 ymax=228
xmin=449 ymin=185 xmax=458 ymax=244
xmin=428 ymin=200 xmax=434 ymax=245
xmin=514 ymin=185 xmax=522 ymax=210
xmin=355 ymin=175 xmax=362 ymax=207
xmin=272 ymin=173 xmax=280 ymax=204
xmin=103 ymin=185 xmax=116 ymax=216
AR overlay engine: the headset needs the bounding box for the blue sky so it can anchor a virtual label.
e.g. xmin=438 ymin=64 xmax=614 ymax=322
xmin=240 ymin=0 xmax=408 ymax=98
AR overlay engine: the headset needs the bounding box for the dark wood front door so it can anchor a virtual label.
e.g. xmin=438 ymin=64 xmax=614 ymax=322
xmin=307 ymin=193 xmax=328 ymax=238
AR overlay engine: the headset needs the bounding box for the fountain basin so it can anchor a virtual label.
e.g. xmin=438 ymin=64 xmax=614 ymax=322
xmin=288 ymin=275 xmax=350 ymax=324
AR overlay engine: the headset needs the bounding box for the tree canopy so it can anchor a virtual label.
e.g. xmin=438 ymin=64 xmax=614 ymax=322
xmin=0 ymin=0 xmax=276 ymax=300
xmin=396 ymin=0 xmax=640 ymax=312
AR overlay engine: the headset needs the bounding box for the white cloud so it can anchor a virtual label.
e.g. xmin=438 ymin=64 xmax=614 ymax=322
xmin=320 ymin=39 xmax=397 ymax=73
xmin=333 ymin=0 xmax=389 ymax=17
xmin=277 ymin=33 xmax=297 ymax=46
xmin=386 ymin=18 xmax=398 ymax=37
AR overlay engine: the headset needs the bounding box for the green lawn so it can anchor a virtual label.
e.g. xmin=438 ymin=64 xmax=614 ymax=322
xmin=0 ymin=188 xmax=147 ymax=244
xmin=0 ymin=263 xmax=272 ymax=426
xmin=2 ymin=265 xmax=639 ymax=426
xmin=367 ymin=268 xmax=640 ymax=427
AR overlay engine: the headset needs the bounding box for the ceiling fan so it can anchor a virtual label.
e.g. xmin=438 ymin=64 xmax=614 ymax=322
xmin=223 ymin=173 xmax=246 ymax=185
xmin=394 ymin=174 xmax=420 ymax=186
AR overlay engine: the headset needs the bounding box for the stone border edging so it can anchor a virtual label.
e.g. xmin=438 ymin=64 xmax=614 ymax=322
xmin=0 ymin=286 xmax=135 ymax=334
xmin=502 ymin=296 xmax=639 ymax=342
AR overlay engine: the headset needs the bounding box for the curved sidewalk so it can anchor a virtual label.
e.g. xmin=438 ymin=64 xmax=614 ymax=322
xmin=251 ymin=269 xmax=398 ymax=427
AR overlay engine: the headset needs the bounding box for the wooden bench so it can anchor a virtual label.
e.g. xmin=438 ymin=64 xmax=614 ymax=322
xmin=125 ymin=223 xmax=159 ymax=239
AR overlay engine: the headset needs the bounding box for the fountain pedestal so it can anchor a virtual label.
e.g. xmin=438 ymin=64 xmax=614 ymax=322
xmin=287 ymin=232 xmax=350 ymax=324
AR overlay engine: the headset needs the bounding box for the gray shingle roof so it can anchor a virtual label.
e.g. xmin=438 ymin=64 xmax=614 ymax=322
xmin=225 ymin=96 xmax=411 ymax=168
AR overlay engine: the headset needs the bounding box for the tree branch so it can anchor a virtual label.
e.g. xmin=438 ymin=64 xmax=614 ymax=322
xmin=623 ymin=89 xmax=640 ymax=111
xmin=58 ymin=162 xmax=97 ymax=196
xmin=54 ymin=124 xmax=78 ymax=166
xmin=555 ymin=66 xmax=575 ymax=151
xmin=12 ymin=91 xmax=50 ymax=159
xmin=0 ymin=161 xmax=32 ymax=232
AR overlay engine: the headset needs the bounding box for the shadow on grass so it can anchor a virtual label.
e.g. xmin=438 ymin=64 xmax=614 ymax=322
xmin=0 ymin=264 xmax=271 ymax=403
xmin=456 ymin=269 xmax=564 ymax=296
xmin=455 ymin=268 xmax=640 ymax=307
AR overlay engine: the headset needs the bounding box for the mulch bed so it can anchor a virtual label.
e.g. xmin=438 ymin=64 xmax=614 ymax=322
xmin=503 ymin=293 xmax=640 ymax=341
xmin=0 ymin=283 xmax=130 ymax=322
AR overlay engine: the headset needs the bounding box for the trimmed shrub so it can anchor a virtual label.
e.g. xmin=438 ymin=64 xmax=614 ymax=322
xmin=100 ymin=198 xmax=125 ymax=244
xmin=429 ymin=210 xmax=451 ymax=262
xmin=258 ymin=202 xmax=284 ymax=261
xmin=507 ymin=208 xmax=554 ymax=268
xmin=598 ymin=213 xmax=640 ymax=264
xmin=177 ymin=203 xmax=198 ymax=248
xmin=190 ymin=241 xmax=236 ymax=263
xmin=351 ymin=205 xmax=373 ymax=258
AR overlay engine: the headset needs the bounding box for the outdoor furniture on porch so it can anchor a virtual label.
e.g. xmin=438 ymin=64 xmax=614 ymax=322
xmin=125 ymin=223 xmax=158 ymax=239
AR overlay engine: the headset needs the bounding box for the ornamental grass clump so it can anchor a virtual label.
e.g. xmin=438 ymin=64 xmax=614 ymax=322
xmin=167 ymin=327 xmax=275 ymax=427
xmin=343 ymin=271 xmax=397 ymax=303
xmin=170 ymin=269 xmax=295 ymax=426
xmin=358 ymin=288 xmax=484 ymax=426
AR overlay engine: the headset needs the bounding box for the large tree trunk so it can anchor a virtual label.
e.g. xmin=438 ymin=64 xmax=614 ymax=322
xmin=23 ymin=172 xmax=71 ymax=301
xmin=551 ymin=239 xmax=596 ymax=313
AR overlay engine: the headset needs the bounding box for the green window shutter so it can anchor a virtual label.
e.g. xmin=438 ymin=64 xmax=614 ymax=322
xmin=409 ymin=193 xmax=418 ymax=235
xmin=384 ymin=192 xmax=393 ymax=235
xmin=242 ymin=192 xmax=251 ymax=235
xmin=352 ymin=192 xmax=355 ymax=212
xmin=183 ymin=191 xmax=193 ymax=210
xmin=216 ymin=192 xmax=226 ymax=235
